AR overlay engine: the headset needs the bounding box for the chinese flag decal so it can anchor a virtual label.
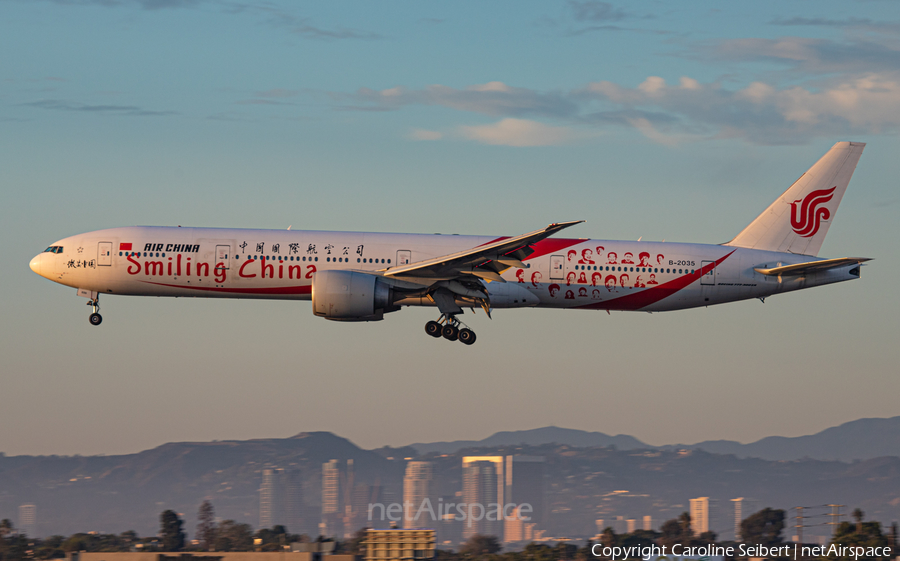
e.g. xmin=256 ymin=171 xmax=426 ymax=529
xmin=119 ymin=243 xmax=133 ymax=251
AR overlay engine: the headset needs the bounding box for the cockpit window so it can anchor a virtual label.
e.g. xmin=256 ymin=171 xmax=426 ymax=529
xmin=44 ymin=246 xmax=63 ymax=254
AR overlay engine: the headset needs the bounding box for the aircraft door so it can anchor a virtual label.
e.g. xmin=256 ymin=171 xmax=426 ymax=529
xmin=98 ymin=242 xmax=112 ymax=266
xmin=700 ymin=260 xmax=715 ymax=285
xmin=396 ymin=250 xmax=411 ymax=266
xmin=550 ymin=255 xmax=565 ymax=280
xmin=216 ymin=245 xmax=231 ymax=269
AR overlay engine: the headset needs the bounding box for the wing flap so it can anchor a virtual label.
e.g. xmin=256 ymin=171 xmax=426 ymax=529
xmin=384 ymin=221 xmax=583 ymax=279
xmin=754 ymin=257 xmax=871 ymax=276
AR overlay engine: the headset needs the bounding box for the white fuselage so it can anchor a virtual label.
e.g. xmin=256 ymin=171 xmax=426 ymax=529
xmin=30 ymin=226 xmax=860 ymax=313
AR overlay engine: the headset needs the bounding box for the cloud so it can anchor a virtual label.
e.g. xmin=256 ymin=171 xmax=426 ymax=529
xmin=568 ymin=1 xmax=627 ymax=23
xmin=694 ymin=36 xmax=900 ymax=75
xmin=579 ymin=73 xmax=900 ymax=144
xmin=24 ymin=99 xmax=177 ymax=116
xmin=342 ymin=81 xmax=578 ymax=119
xmin=241 ymin=4 xmax=383 ymax=40
xmin=770 ymin=17 xmax=900 ymax=35
xmin=33 ymin=0 xmax=383 ymax=39
xmin=409 ymin=129 xmax=443 ymax=141
xmin=458 ymin=118 xmax=584 ymax=147
xmin=42 ymin=0 xmax=204 ymax=9
xmin=337 ymin=70 xmax=900 ymax=146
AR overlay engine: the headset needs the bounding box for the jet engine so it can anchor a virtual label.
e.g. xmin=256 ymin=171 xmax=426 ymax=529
xmin=311 ymin=270 xmax=396 ymax=321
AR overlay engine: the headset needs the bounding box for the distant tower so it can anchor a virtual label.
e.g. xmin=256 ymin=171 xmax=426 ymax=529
xmin=322 ymin=459 xmax=342 ymax=537
xmin=404 ymin=462 xmax=433 ymax=529
xmin=283 ymin=469 xmax=305 ymax=533
xmin=627 ymin=519 xmax=636 ymax=533
xmin=461 ymin=458 xmax=501 ymax=538
xmin=323 ymin=460 xmax=341 ymax=516
xmin=18 ymin=504 xmax=37 ymax=538
xmin=260 ymin=468 xmax=304 ymax=532
xmin=732 ymin=498 xmax=744 ymax=541
xmin=504 ymin=456 xmax=545 ymax=526
xmin=643 ymin=515 xmax=652 ymax=531
xmin=690 ymin=497 xmax=710 ymax=535
xmin=260 ymin=468 xmax=283 ymax=529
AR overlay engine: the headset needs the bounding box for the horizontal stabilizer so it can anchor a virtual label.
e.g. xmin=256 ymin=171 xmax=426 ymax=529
xmin=754 ymin=257 xmax=871 ymax=276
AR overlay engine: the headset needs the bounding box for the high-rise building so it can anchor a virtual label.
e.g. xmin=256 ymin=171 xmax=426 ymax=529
xmin=461 ymin=458 xmax=501 ymax=538
xmin=504 ymin=456 xmax=544 ymax=526
xmin=260 ymin=468 xmax=283 ymax=529
xmin=403 ymin=462 xmax=433 ymax=529
xmin=259 ymin=468 xmax=305 ymax=533
xmin=283 ymin=469 xmax=305 ymax=534
xmin=643 ymin=515 xmax=652 ymax=531
xmin=18 ymin=504 xmax=37 ymax=538
xmin=322 ymin=460 xmax=341 ymax=515
xmin=690 ymin=497 xmax=710 ymax=535
xmin=627 ymin=519 xmax=636 ymax=533
xmin=322 ymin=459 xmax=342 ymax=537
xmin=346 ymin=482 xmax=374 ymax=535
xmin=732 ymin=498 xmax=744 ymax=541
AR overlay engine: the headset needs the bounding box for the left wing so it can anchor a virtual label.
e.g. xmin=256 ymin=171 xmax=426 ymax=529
xmin=384 ymin=220 xmax=583 ymax=283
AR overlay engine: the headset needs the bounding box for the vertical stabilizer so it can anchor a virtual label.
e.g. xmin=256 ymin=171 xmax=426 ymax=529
xmin=726 ymin=141 xmax=865 ymax=256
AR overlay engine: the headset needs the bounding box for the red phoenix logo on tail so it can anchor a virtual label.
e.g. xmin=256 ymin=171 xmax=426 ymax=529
xmin=790 ymin=186 xmax=835 ymax=237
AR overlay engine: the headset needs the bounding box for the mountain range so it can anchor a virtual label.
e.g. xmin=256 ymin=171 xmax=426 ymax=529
xmin=2 ymin=416 xmax=900 ymax=538
xmin=408 ymin=416 xmax=900 ymax=462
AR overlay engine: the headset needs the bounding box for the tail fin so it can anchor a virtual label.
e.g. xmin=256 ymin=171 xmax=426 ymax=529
xmin=726 ymin=141 xmax=865 ymax=256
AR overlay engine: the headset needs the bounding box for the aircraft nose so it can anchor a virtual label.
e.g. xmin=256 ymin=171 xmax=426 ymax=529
xmin=30 ymin=253 xmax=42 ymax=276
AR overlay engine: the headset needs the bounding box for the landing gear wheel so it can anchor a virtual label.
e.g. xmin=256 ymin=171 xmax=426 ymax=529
xmin=458 ymin=328 xmax=476 ymax=345
xmin=425 ymin=321 xmax=442 ymax=338
xmin=89 ymin=313 xmax=103 ymax=326
xmin=442 ymin=324 xmax=459 ymax=341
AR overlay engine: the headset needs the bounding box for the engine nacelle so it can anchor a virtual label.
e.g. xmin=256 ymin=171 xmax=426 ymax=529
xmin=311 ymin=270 xmax=393 ymax=321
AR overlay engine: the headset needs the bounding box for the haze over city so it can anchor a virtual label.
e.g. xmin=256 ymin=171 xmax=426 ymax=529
xmin=2 ymin=0 xmax=899 ymax=458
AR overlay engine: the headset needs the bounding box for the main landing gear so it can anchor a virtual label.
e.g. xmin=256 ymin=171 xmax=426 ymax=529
xmin=88 ymin=296 xmax=102 ymax=326
xmin=425 ymin=314 xmax=477 ymax=345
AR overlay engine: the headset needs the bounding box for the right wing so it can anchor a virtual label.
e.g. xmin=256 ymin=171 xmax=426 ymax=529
xmin=383 ymin=220 xmax=583 ymax=283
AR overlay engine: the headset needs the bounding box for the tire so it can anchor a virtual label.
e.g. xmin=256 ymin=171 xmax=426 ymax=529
xmin=89 ymin=313 xmax=103 ymax=326
xmin=442 ymin=324 xmax=459 ymax=341
xmin=458 ymin=328 xmax=476 ymax=345
xmin=425 ymin=321 xmax=442 ymax=338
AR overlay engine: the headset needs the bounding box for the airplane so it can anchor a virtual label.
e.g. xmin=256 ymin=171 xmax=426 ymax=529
xmin=30 ymin=141 xmax=870 ymax=345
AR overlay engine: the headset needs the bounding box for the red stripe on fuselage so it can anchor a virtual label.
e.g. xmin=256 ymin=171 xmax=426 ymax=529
xmin=525 ymin=238 xmax=585 ymax=260
xmin=575 ymin=250 xmax=735 ymax=311
xmin=141 ymin=281 xmax=311 ymax=295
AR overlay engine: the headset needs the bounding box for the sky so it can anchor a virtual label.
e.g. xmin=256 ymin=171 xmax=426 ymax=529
xmin=1 ymin=0 xmax=899 ymax=457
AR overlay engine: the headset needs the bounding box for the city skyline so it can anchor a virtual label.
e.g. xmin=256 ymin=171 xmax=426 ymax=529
xmin=2 ymin=0 xmax=899 ymax=458
xmin=1 ymin=431 xmax=887 ymax=540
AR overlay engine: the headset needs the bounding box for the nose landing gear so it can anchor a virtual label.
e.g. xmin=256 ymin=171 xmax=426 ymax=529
xmin=88 ymin=297 xmax=102 ymax=326
xmin=424 ymin=314 xmax=476 ymax=345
